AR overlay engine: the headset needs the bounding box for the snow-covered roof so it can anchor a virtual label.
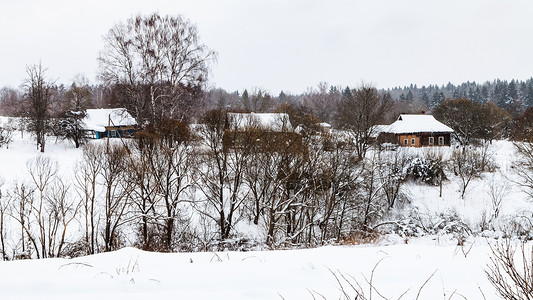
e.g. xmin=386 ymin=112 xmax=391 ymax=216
xmin=84 ymin=108 xmax=137 ymax=132
xmin=227 ymin=112 xmax=292 ymax=132
xmin=380 ymin=114 xmax=453 ymax=134
xmin=318 ymin=122 xmax=331 ymax=128
xmin=369 ymin=125 xmax=390 ymax=138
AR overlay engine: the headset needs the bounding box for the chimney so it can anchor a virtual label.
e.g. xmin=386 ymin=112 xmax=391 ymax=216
xmin=421 ymin=111 xmax=426 ymax=115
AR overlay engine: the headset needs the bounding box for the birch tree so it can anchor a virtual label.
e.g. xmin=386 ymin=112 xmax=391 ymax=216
xmin=98 ymin=13 xmax=217 ymax=124
xmin=24 ymin=63 xmax=52 ymax=153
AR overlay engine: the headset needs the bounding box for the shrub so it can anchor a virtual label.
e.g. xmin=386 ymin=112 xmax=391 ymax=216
xmin=0 ymin=126 xmax=13 ymax=148
xmin=405 ymin=155 xmax=446 ymax=185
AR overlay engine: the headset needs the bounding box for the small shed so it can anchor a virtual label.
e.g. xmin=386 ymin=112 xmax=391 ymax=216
xmin=318 ymin=123 xmax=332 ymax=134
xmin=84 ymin=108 xmax=137 ymax=139
xmin=377 ymin=114 xmax=454 ymax=147
xmin=224 ymin=112 xmax=299 ymax=150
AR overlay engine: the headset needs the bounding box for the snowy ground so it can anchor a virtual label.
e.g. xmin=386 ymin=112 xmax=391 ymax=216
xmin=0 ymin=118 xmax=531 ymax=299
xmin=0 ymin=240 xmax=508 ymax=299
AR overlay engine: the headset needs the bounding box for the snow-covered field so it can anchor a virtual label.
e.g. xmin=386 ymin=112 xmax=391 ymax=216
xmin=0 ymin=117 xmax=532 ymax=299
xmin=0 ymin=241 xmax=508 ymax=299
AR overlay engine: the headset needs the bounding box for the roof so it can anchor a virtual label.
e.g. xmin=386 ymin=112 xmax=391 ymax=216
xmin=380 ymin=114 xmax=454 ymax=134
xmin=227 ymin=112 xmax=292 ymax=132
xmin=84 ymin=108 xmax=137 ymax=132
xmin=369 ymin=125 xmax=390 ymax=138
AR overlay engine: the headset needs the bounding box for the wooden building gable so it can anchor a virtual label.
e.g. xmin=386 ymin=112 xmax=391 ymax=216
xmin=377 ymin=114 xmax=454 ymax=147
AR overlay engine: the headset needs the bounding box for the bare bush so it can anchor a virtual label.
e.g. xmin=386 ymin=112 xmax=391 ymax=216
xmin=327 ymin=263 xmax=438 ymax=300
xmin=514 ymin=142 xmax=533 ymax=199
xmin=486 ymin=240 xmax=533 ymax=299
xmin=314 ymin=134 xmax=361 ymax=242
xmin=406 ymin=150 xmax=447 ymax=187
xmin=0 ymin=126 xmax=13 ymax=148
xmin=376 ymin=149 xmax=409 ymax=209
xmin=477 ymin=140 xmax=497 ymax=173
xmin=9 ymin=157 xmax=80 ymax=258
xmin=488 ymin=175 xmax=508 ymax=220
xmin=450 ymin=148 xmax=482 ymax=199
xmin=355 ymin=153 xmax=386 ymax=230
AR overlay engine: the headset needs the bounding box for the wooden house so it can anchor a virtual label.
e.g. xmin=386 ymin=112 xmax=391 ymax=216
xmin=224 ymin=112 xmax=300 ymax=151
xmin=84 ymin=108 xmax=137 ymax=139
xmin=377 ymin=114 xmax=454 ymax=147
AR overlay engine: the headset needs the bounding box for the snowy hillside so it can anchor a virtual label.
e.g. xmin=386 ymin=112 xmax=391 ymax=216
xmin=0 ymin=121 xmax=532 ymax=298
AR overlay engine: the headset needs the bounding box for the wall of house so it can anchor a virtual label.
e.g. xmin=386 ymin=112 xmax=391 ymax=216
xmin=104 ymin=126 xmax=136 ymax=138
xmin=419 ymin=133 xmax=451 ymax=146
xmin=397 ymin=133 xmax=451 ymax=147
xmin=398 ymin=134 xmax=420 ymax=147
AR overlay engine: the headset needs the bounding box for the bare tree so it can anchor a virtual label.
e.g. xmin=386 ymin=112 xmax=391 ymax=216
xmin=45 ymin=178 xmax=81 ymax=257
xmin=450 ymin=148 xmax=481 ymax=199
xmin=10 ymin=182 xmax=36 ymax=258
xmin=514 ymin=142 xmax=533 ymax=199
xmin=0 ymin=178 xmax=8 ymax=260
xmin=301 ymin=82 xmax=340 ymax=123
xmin=257 ymin=132 xmax=306 ymax=246
xmin=152 ymin=121 xmax=195 ymax=251
xmin=316 ymin=135 xmax=362 ymax=241
xmin=478 ymin=101 xmax=512 ymax=142
xmin=8 ymin=157 xmax=79 ymax=258
xmin=75 ymin=144 xmax=103 ymax=254
xmin=125 ymin=138 xmax=161 ymax=250
xmin=202 ymin=88 xmax=241 ymax=112
xmin=53 ymin=82 xmax=93 ymax=148
xmin=483 ymin=174 xmax=508 ymax=229
xmin=357 ymin=153 xmax=386 ymax=229
xmin=336 ymin=84 xmax=391 ymax=160
xmin=0 ymin=87 xmax=23 ymax=117
xmin=23 ymin=63 xmax=52 ymax=152
xmin=100 ymin=144 xmax=131 ymax=252
xmin=195 ymin=110 xmax=251 ymax=240
xmin=241 ymin=88 xmax=274 ymax=113
xmin=98 ymin=13 xmax=217 ymax=124
xmin=432 ymin=97 xmax=506 ymax=145
xmin=26 ymin=156 xmax=57 ymax=258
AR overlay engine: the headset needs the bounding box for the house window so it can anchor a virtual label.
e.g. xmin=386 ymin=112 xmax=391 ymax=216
xmin=411 ymin=138 xmax=415 ymax=145
xmin=111 ymin=130 xmax=116 ymax=137
xmin=403 ymin=139 xmax=408 ymax=146
xmin=428 ymin=137 xmax=434 ymax=146
xmin=438 ymin=136 xmax=444 ymax=145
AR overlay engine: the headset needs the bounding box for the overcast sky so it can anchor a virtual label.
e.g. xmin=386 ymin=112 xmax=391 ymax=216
xmin=1 ymin=0 xmax=532 ymax=94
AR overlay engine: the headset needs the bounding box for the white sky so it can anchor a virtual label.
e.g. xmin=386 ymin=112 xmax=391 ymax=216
xmin=1 ymin=0 xmax=532 ymax=94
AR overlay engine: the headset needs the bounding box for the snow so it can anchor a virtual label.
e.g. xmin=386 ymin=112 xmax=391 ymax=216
xmin=0 ymin=131 xmax=83 ymax=182
xmin=227 ymin=112 xmax=292 ymax=131
xmin=0 ymin=242 xmax=512 ymax=299
xmin=84 ymin=108 xmax=137 ymax=132
xmin=382 ymin=114 xmax=454 ymax=134
xmin=0 ymin=123 xmax=532 ymax=299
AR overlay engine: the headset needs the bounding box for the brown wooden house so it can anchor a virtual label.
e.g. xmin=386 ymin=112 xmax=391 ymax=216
xmin=377 ymin=114 xmax=454 ymax=147
xmin=223 ymin=112 xmax=301 ymax=151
